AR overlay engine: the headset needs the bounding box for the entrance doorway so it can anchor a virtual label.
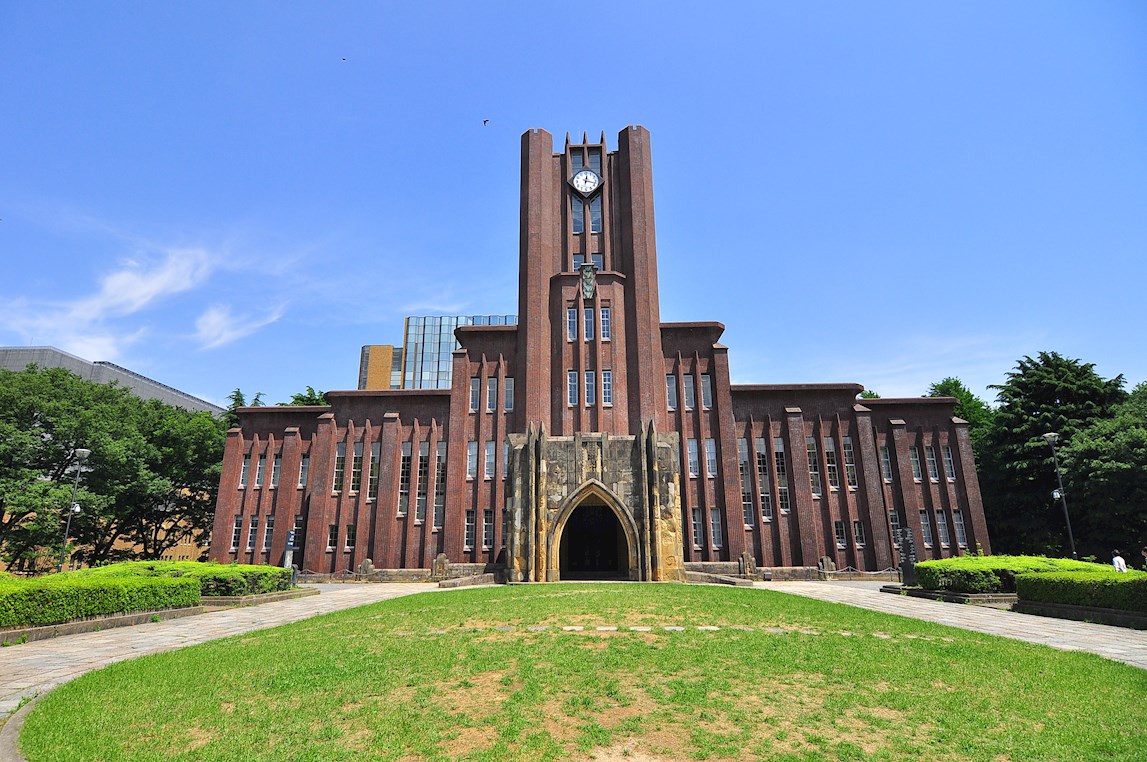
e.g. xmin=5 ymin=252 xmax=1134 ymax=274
xmin=558 ymin=503 xmax=628 ymax=580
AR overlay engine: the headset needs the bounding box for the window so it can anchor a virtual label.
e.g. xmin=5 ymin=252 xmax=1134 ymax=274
xmin=683 ymin=375 xmax=696 ymax=410
xmin=774 ymin=437 xmax=791 ymax=513
xmin=502 ymin=440 xmax=510 ymax=479
xmin=350 ymin=442 xmax=364 ymax=492
xmin=691 ymin=507 xmax=704 ymax=548
xmin=700 ymin=374 xmax=713 ymax=409
xmin=889 ymin=510 xmax=902 ymax=546
xmin=601 ymin=370 xmax=613 ymax=406
xmin=292 ymin=515 xmax=303 ymax=548
xmin=465 ymin=510 xmax=476 ymax=549
xmin=483 ymin=509 xmax=494 ymax=549
xmin=880 ymin=446 xmax=892 ymax=482
xmin=709 ymin=508 xmax=724 ymax=549
xmin=806 ymin=437 xmax=822 ymax=496
xmin=738 ymin=438 xmax=753 ymax=526
xmin=240 ymin=455 xmax=250 ymax=488
xmin=573 ymin=253 xmax=604 ymax=269
xmin=853 ymin=520 xmax=866 ymax=547
xmin=572 ymin=195 xmax=584 ymax=234
xmin=486 ymin=378 xmax=498 ymax=412
xmin=584 ymin=307 xmax=595 ymax=341
xmin=589 ymin=195 xmax=602 ymax=232
xmin=368 ymin=442 xmax=381 ymax=499
xmin=230 ymin=517 xmax=242 ymax=549
xmin=666 ymin=375 xmax=678 ymax=410
xmin=298 ymin=454 xmax=310 ymax=487
xmin=416 ymin=442 xmax=429 ymax=521
xmin=936 ymin=512 xmax=951 ymax=547
xmin=505 ymin=377 xmax=515 ymax=411
xmin=705 ymin=438 xmax=717 ymax=477
xmin=484 ymin=440 xmax=495 ymax=480
xmin=247 ymin=518 xmax=258 ymax=550
xmin=585 ymin=370 xmax=596 ymax=406
xmin=953 ymin=510 xmax=968 ymax=547
xmin=842 ymin=436 xmax=857 ymax=489
xmin=254 ymin=454 xmax=264 ymax=487
xmin=433 ymin=443 xmax=447 ymax=528
xmin=925 ymin=446 xmax=940 ymax=481
xmin=687 ymin=439 xmax=699 ymax=476
xmin=755 ymin=437 xmax=773 ymax=520
xmin=942 ymin=445 xmax=956 ymax=480
xmin=327 ymin=524 xmax=337 ymax=550
xmin=824 ymin=438 xmax=839 ymax=490
xmin=909 ymin=446 xmax=923 ymax=481
xmin=345 ymin=523 xmax=357 ymax=549
xmin=466 ymin=441 xmax=478 ymax=480
xmin=920 ymin=511 xmax=933 ymax=546
xmin=263 ymin=516 xmax=274 ymax=551
xmin=469 ymin=378 xmax=480 ymax=412
xmin=398 ymin=442 xmax=412 ymax=514
xmin=600 ymin=307 xmax=611 ymax=340
xmin=271 ymin=454 xmax=281 ymax=488
xmin=567 ymin=371 xmax=578 ymax=406
xmin=567 ymin=308 xmax=577 ymax=340
xmin=834 ymin=520 xmax=847 ymax=549
xmin=333 ymin=442 xmax=346 ymax=492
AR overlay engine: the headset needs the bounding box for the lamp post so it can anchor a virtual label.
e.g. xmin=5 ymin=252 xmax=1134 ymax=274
xmin=1041 ymin=433 xmax=1077 ymax=560
xmin=57 ymin=447 xmax=91 ymax=573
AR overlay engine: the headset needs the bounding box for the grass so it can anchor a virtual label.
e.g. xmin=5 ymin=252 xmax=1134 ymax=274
xmin=19 ymin=584 xmax=1147 ymax=761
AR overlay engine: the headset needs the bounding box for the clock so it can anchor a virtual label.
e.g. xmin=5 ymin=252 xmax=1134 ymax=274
xmin=570 ymin=169 xmax=601 ymax=195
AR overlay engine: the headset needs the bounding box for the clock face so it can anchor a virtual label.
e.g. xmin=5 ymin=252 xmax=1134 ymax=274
xmin=571 ymin=169 xmax=600 ymax=195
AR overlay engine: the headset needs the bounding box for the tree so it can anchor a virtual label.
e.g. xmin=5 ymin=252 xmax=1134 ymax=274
xmin=224 ymin=388 xmax=264 ymax=429
xmin=859 ymin=390 xmax=880 ymax=399
xmin=279 ymin=386 xmax=328 ymax=406
xmin=927 ymin=377 xmax=995 ymax=456
xmin=979 ymin=352 xmax=1126 ymax=556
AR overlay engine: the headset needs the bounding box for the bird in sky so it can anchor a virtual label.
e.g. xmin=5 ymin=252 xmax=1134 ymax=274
xmin=483 ymin=119 xmax=489 ymax=125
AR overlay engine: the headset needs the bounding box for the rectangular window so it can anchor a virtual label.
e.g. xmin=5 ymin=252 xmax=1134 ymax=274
xmin=705 ymin=438 xmax=717 ymax=477
xmin=571 ymin=197 xmax=584 ymax=234
xmin=247 ymin=517 xmax=258 ymax=550
xmin=889 ymin=510 xmax=902 ymax=546
xmin=589 ymin=195 xmax=602 ymax=232
xmin=700 ymin=374 xmax=713 ymax=409
xmin=505 ymin=377 xmax=515 ymax=411
xmin=327 ymin=524 xmax=338 ymax=550
xmin=709 ymin=508 xmax=724 ymax=549
xmin=469 ymin=378 xmax=480 ymax=412
xmin=368 ymin=442 xmax=381 ymax=499
xmin=350 ymin=441 xmax=364 ymax=492
xmin=853 ymin=520 xmax=866 ymax=547
xmin=925 ymin=446 xmax=940 ymax=481
xmin=567 ymin=371 xmax=578 ymax=406
xmin=834 ymin=520 xmax=847 ymax=549
xmin=920 ymin=511 xmax=934 ymax=546
xmin=584 ymin=307 xmax=595 ymax=341
xmin=937 ymin=512 xmax=951 ymax=546
xmin=433 ymin=442 xmax=447 ymax=528
xmin=880 ymin=445 xmax=892 ymax=482
xmin=909 ymin=446 xmax=923 ymax=481
xmin=345 ymin=524 xmax=357 ymax=549
xmin=254 ymin=454 xmax=264 ymax=487
xmin=271 ymin=454 xmax=281 ymax=488
xmin=824 ymin=438 xmax=840 ymax=490
xmin=842 ymin=436 xmax=858 ymax=489
xmin=585 ymin=370 xmax=596 ymax=406
xmin=683 ymin=375 xmax=696 ymax=410
xmin=755 ymin=437 xmax=773 ymax=520
xmin=738 ymin=438 xmax=753 ymax=526
xmin=691 ymin=507 xmax=704 ymax=548
xmin=774 ymin=437 xmax=791 ymax=514
xmin=486 ymin=378 xmax=498 ymax=412
xmin=398 ymin=442 xmax=412 ymax=514
xmin=601 ymin=370 xmax=613 ymax=406
xmin=263 ymin=516 xmax=274 ymax=551
xmin=230 ymin=517 xmax=242 ymax=549
xmin=806 ymin=437 xmax=822 ymax=496
xmin=600 ymin=307 xmax=611 ymax=340
xmin=466 ymin=441 xmax=478 ymax=480
xmin=333 ymin=442 xmax=346 ymax=492
xmin=953 ymin=510 xmax=968 ymax=547
xmin=483 ymin=509 xmax=494 ymax=549
xmin=687 ymin=439 xmax=699 ymax=476
xmin=240 ymin=455 xmax=250 ymax=488
xmin=666 ymin=375 xmax=678 ymax=410
xmin=502 ymin=440 xmax=510 ymax=479
xmin=484 ymin=440 xmax=495 ymax=480
xmin=942 ymin=445 xmax=956 ymax=480
xmin=292 ymin=515 xmax=303 ymax=549
xmin=415 ymin=442 xmax=429 ymax=521
xmin=298 ymin=454 xmax=310 ymax=488
xmin=567 ymin=308 xmax=578 ymax=340
xmin=465 ymin=510 xmax=476 ymax=549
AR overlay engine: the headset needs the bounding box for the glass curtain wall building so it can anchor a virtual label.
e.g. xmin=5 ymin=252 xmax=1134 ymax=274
xmin=401 ymin=315 xmax=517 ymax=390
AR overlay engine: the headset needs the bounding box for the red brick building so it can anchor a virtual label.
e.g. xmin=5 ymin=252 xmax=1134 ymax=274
xmin=209 ymin=126 xmax=990 ymax=579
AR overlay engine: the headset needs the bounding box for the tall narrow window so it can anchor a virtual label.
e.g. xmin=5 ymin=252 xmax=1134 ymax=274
xmin=247 ymin=517 xmax=258 ymax=550
xmin=350 ymin=441 xmax=364 ymax=492
xmin=824 ymin=438 xmax=839 ymax=489
xmin=700 ymin=374 xmax=713 ymax=409
xmin=327 ymin=524 xmax=338 ymax=550
xmin=705 ymin=438 xmax=717 ymax=477
xmin=465 ymin=510 xmax=476 ymax=549
xmin=271 ymin=454 xmax=281 ymax=488
xmin=415 ymin=442 xmax=429 ymax=521
xmin=345 ymin=523 xmax=356 ymax=549
xmin=834 ymin=521 xmax=847 ymax=549
xmin=398 ymin=442 xmax=412 ymax=514
xmin=942 ymin=445 xmax=956 ymax=480
xmin=889 ymin=509 xmax=902 ymax=545
xmin=601 ymin=370 xmax=613 ymax=406
xmin=953 ymin=510 xmax=968 ymax=547
xmin=298 ymin=454 xmax=310 ymax=488
xmin=738 ymin=438 xmax=753 ymax=526
xmin=853 ymin=520 xmax=866 ymax=547
xmin=254 ymin=454 xmax=264 ymax=487
xmin=240 ymin=455 xmax=250 ymax=488
xmin=571 ymin=196 xmax=585 ymax=234
xmin=469 ymin=378 xmax=480 ymax=412
xmin=806 ymin=437 xmax=822 ymax=497
xmin=589 ymin=195 xmax=602 ymax=232
xmin=709 ymin=508 xmax=724 ymax=549
xmin=484 ymin=440 xmax=495 ymax=480
xmin=368 ymin=442 xmax=381 ymax=499
xmin=466 ymin=441 xmax=478 ymax=480
xmin=920 ymin=511 xmax=934 ymax=546
xmin=683 ymin=375 xmax=696 ymax=410
xmin=687 ymin=439 xmax=699 ymax=476
xmin=755 ymin=437 xmax=773 ymax=520
xmin=502 ymin=440 xmax=510 ymax=478
xmin=666 ymin=375 xmax=678 ymax=410
xmin=433 ymin=442 xmax=447 ymax=528
xmin=880 ymin=445 xmax=892 ymax=481
xmin=567 ymin=308 xmax=578 ymax=340
xmin=691 ymin=507 xmax=704 ymax=548
xmin=504 ymin=377 xmax=515 ymax=411
xmin=936 ymin=512 xmax=951 ymax=546
xmin=567 ymin=371 xmax=578 ymax=406
xmin=292 ymin=515 xmax=303 ymax=548
xmin=230 ymin=517 xmax=242 ymax=549
xmin=842 ymin=436 xmax=858 ymax=489
xmin=263 ymin=516 xmax=275 ymax=551
xmin=584 ymin=307 xmax=595 ymax=341
xmin=925 ymin=446 xmax=940 ymax=481
xmin=909 ymin=446 xmax=923 ymax=481
xmin=585 ymin=370 xmax=596 ymax=406
xmin=333 ymin=442 xmax=346 ymax=492
xmin=483 ymin=509 xmax=494 ymax=549
xmin=774 ymin=437 xmax=791 ymax=514
xmin=486 ymin=378 xmax=498 ymax=413
xmin=600 ymin=307 xmax=611 ymax=340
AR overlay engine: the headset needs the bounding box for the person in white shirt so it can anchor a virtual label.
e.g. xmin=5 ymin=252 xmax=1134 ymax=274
xmin=1111 ymin=550 xmax=1127 ymax=573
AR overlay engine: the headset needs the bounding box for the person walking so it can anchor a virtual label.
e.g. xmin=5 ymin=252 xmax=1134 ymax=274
xmin=1111 ymin=550 xmax=1128 ymax=573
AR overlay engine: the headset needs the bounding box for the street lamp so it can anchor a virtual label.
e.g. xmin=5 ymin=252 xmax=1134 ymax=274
xmin=1041 ymin=433 xmax=1077 ymax=560
xmin=57 ymin=447 xmax=91 ymax=573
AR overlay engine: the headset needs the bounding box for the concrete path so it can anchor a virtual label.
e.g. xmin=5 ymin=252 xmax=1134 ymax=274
xmin=763 ymin=580 xmax=1147 ymax=670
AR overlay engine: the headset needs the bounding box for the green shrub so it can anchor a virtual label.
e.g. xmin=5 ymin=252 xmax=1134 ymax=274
xmin=1016 ymin=570 xmax=1147 ymax=613
xmin=914 ymin=555 xmax=1109 ymax=593
xmin=71 ymin=561 xmax=292 ymax=596
xmin=0 ymin=576 xmax=200 ymax=628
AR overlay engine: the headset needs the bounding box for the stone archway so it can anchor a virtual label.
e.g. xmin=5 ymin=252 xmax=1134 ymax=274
xmin=549 ymin=480 xmax=640 ymax=581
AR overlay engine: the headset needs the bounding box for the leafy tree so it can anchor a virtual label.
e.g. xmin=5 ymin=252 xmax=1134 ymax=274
xmin=224 ymin=388 xmax=265 ymax=428
xmin=927 ymin=377 xmax=995 ymax=455
xmin=279 ymin=386 xmax=328 ymax=406
xmin=979 ymin=352 xmax=1126 ymax=556
xmin=859 ymin=390 xmax=880 ymax=399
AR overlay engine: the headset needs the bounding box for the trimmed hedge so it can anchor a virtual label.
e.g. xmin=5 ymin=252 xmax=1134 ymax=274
xmin=914 ymin=555 xmax=1110 ymax=593
xmin=1016 ymin=570 xmax=1147 ymax=613
xmin=0 ymin=576 xmax=200 ymax=628
xmin=72 ymin=561 xmax=293 ymax=596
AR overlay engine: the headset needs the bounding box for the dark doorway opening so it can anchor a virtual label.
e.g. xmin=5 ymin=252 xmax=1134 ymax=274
xmin=559 ymin=503 xmax=627 ymax=580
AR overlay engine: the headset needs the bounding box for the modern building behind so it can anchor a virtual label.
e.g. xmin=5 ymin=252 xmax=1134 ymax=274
xmin=212 ymin=126 xmax=990 ymax=581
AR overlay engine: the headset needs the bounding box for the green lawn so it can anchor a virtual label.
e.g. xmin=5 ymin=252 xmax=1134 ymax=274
xmin=20 ymin=584 xmax=1147 ymax=761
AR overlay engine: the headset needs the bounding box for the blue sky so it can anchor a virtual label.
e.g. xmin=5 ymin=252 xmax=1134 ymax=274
xmin=2 ymin=2 xmax=1144 ymax=408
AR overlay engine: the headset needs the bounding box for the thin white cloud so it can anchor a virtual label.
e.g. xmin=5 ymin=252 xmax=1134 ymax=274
xmin=195 ymin=304 xmax=285 ymax=350
xmin=68 ymin=248 xmax=213 ymax=320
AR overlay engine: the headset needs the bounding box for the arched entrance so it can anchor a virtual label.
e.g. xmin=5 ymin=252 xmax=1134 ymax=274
xmin=558 ymin=502 xmax=628 ymax=580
